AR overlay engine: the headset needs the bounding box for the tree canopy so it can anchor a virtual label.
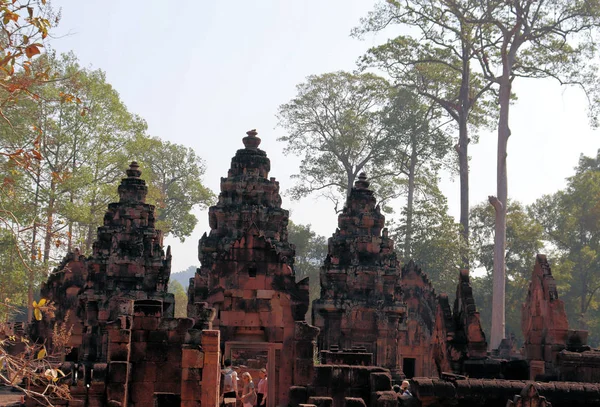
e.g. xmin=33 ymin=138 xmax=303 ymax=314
xmin=356 ymin=0 xmax=498 ymax=268
xmin=531 ymin=150 xmax=600 ymax=340
xmin=0 ymin=52 xmax=213 ymax=319
xmin=277 ymin=71 xmax=403 ymax=210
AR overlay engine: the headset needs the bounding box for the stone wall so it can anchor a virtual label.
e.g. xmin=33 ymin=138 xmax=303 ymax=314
xmin=289 ymin=365 xmax=397 ymax=407
xmin=411 ymin=377 xmax=600 ymax=407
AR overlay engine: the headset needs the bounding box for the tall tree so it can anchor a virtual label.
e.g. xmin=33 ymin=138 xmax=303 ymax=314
xmin=0 ymin=52 xmax=145 ymax=318
xmin=383 ymin=88 xmax=454 ymax=258
xmin=472 ymin=0 xmax=600 ymax=348
xmin=356 ymin=0 xmax=497 ymax=267
xmin=129 ymin=135 xmax=214 ymax=241
xmin=0 ymin=0 xmax=61 ymax=322
xmin=470 ymin=200 xmax=544 ymax=342
xmin=531 ymin=151 xmax=600 ymax=337
xmin=0 ymin=53 xmax=213 ymax=318
xmin=277 ymin=71 xmax=403 ymax=210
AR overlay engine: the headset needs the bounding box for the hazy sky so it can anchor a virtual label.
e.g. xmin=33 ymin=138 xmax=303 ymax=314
xmin=50 ymin=1 xmax=599 ymax=274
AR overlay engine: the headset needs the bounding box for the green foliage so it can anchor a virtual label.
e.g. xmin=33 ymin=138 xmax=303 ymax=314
xmin=287 ymin=221 xmax=327 ymax=317
xmin=0 ymin=52 xmax=147 ymax=258
xmin=0 ymin=52 xmax=212 ymax=317
xmin=392 ymin=180 xmax=465 ymax=297
xmin=475 ymin=0 xmax=600 ymax=125
xmin=278 ymin=71 xmax=405 ymax=208
xmin=356 ymin=0 xmax=499 ymax=270
xmin=383 ymin=88 xmax=456 ymax=257
xmin=470 ymin=200 xmax=544 ymax=342
xmin=384 ymin=88 xmax=454 ymax=175
xmin=128 ymin=135 xmax=214 ymax=241
xmin=0 ymin=52 xmax=144 ymax=314
xmin=530 ymin=150 xmax=600 ymax=341
xmin=359 ymin=34 xmax=495 ymax=135
xmin=168 ymin=279 xmax=188 ymax=319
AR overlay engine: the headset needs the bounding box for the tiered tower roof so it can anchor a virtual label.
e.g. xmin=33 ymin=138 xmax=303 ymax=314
xmin=85 ymin=162 xmax=173 ymax=309
xmin=322 ymin=173 xmax=399 ymax=286
xmin=199 ymin=130 xmax=294 ymax=268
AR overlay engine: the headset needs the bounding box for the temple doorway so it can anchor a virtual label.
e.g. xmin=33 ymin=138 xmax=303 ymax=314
xmin=224 ymin=342 xmax=282 ymax=407
xmin=403 ymin=357 xmax=416 ymax=379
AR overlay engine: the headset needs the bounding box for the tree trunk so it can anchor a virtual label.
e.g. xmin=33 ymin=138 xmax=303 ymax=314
xmin=490 ymin=70 xmax=511 ymax=350
xmin=67 ymin=136 xmax=78 ymax=252
xmin=457 ymin=115 xmax=470 ymax=269
xmin=43 ymin=180 xmax=56 ymax=265
xmin=404 ymin=144 xmax=417 ymax=259
xmin=347 ymin=169 xmax=355 ymax=197
xmin=85 ymin=194 xmax=97 ymax=253
xmin=27 ymin=163 xmax=42 ymax=322
xmin=458 ymin=46 xmax=471 ymax=270
xmin=580 ymin=268 xmax=587 ymax=330
xmin=67 ymin=194 xmax=73 ymax=252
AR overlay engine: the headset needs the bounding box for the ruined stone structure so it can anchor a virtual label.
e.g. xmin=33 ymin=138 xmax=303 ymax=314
xmin=522 ymin=254 xmax=570 ymax=381
xmin=312 ymin=173 xmax=406 ymax=380
xmin=448 ymin=269 xmax=489 ymax=377
xmin=522 ymin=254 xmax=600 ymax=382
xmin=78 ymin=161 xmax=175 ymax=364
xmin=14 ymin=130 xmax=600 ymax=407
xmin=33 ymin=249 xmax=88 ymax=358
xmin=399 ymin=261 xmax=451 ymax=378
xmin=409 ymin=377 xmax=600 ymax=407
xmin=28 ymin=163 xmax=222 ymax=407
xmin=187 ymin=130 xmax=311 ymax=407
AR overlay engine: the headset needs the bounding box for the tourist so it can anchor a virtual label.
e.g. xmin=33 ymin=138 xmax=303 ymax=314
xmin=240 ymin=372 xmax=257 ymax=407
xmin=400 ymin=380 xmax=412 ymax=397
xmin=256 ymin=368 xmax=267 ymax=406
xmin=392 ymin=384 xmax=401 ymax=394
xmin=222 ymin=359 xmax=238 ymax=402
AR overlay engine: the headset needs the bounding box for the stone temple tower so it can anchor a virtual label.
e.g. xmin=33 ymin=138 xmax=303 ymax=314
xmin=312 ymin=173 xmax=406 ymax=379
xmin=187 ymin=130 xmax=312 ymax=406
xmin=79 ymin=161 xmax=175 ymax=362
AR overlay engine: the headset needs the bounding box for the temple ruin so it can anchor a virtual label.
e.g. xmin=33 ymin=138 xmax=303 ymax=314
xmin=187 ymin=130 xmax=311 ymax=406
xmin=7 ymin=129 xmax=600 ymax=407
xmin=312 ymin=173 xmax=405 ymax=380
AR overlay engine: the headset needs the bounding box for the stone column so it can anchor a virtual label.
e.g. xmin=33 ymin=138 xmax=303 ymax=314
xmin=293 ymin=321 xmax=320 ymax=386
xmin=200 ymin=330 xmax=221 ymax=407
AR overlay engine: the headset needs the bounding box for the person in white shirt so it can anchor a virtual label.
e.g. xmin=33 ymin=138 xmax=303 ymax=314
xmin=222 ymin=359 xmax=238 ymax=401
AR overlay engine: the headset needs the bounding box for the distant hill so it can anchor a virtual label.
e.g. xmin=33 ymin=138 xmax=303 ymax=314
xmin=171 ymin=265 xmax=196 ymax=291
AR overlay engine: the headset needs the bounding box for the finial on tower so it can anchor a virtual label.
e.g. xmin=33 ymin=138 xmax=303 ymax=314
xmin=243 ymin=129 xmax=261 ymax=150
xmin=355 ymin=172 xmax=370 ymax=189
xmin=119 ymin=161 xmax=147 ymax=203
xmin=126 ymin=161 xmax=142 ymax=178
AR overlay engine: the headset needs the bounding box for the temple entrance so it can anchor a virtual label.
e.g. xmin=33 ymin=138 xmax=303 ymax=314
xmin=403 ymin=357 xmax=416 ymax=379
xmin=224 ymin=342 xmax=282 ymax=407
